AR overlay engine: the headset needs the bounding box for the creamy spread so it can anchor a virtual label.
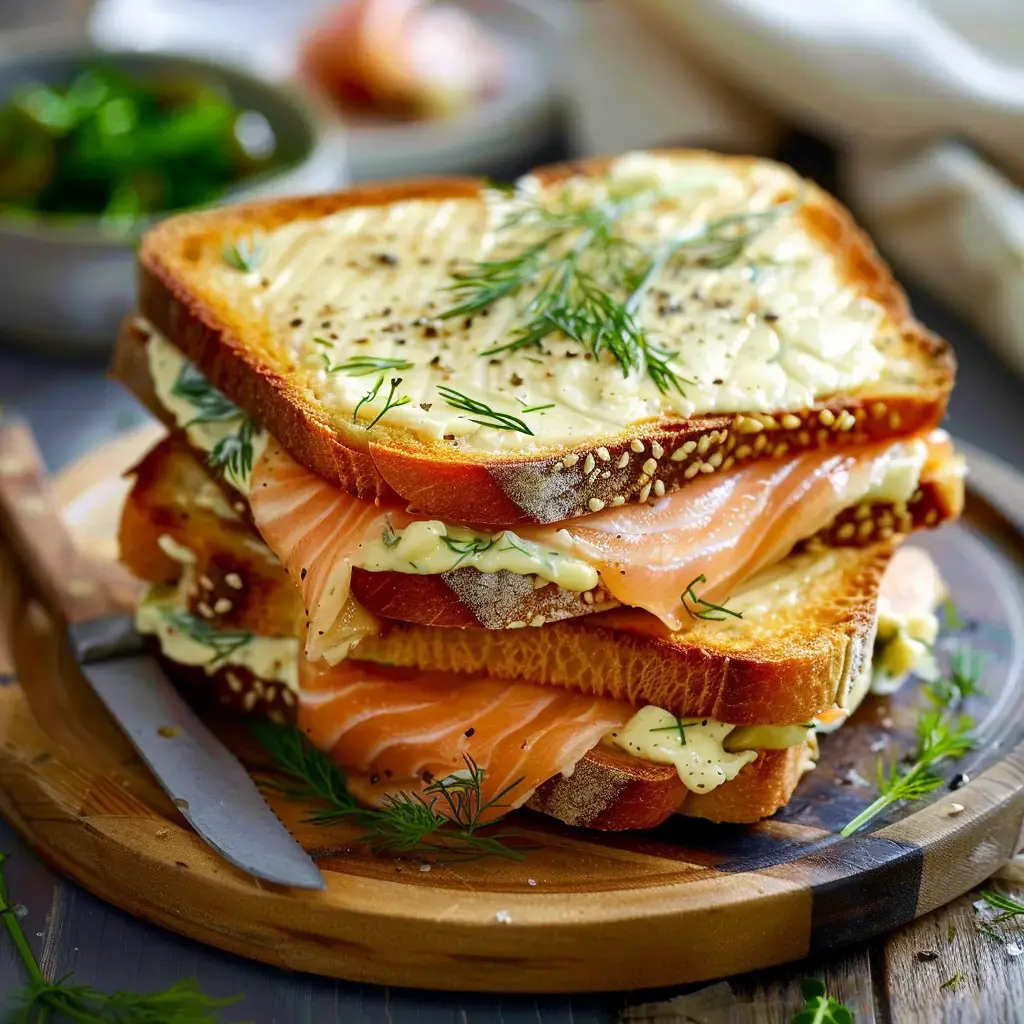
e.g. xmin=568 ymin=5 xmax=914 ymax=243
xmin=208 ymin=152 xmax=890 ymax=452
xmin=608 ymin=706 xmax=759 ymax=793
xmin=356 ymin=520 xmax=598 ymax=591
xmin=147 ymin=331 xmax=267 ymax=495
xmin=136 ymin=585 xmax=299 ymax=691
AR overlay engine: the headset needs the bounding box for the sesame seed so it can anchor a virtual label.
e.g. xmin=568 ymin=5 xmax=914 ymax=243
xmin=213 ymin=598 xmax=233 ymax=615
xmin=924 ymin=509 xmax=939 ymax=525
xmin=242 ymin=691 xmax=257 ymax=712
xmin=596 ymin=447 xmax=610 ymax=461
xmin=588 ymin=498 xmax=605 ymax=512
xmin=639 ymin=482 xmax=652 ymax=502
xmin=753 ymin=433 xmax=768 ymax=453
xmin=737 ymin=416 xmax=763 ymax=434
xmin=781 ymin=413 xmax=801 ymax=430
xmin=583 ymin=454 xmax=596 ymax=474
xmin=819 ymin=409 xmax=836 ymax=427
xmin=508 ymin=621 xmax=527 ymax=629
xmin=836 ymin=410 xmax=856 ymax=431
xmin=199 ymin=575 xmax=214 ymax=591
xmin=616 ymin=451 xmax=630 ymax=469
xmin=651 ymin=441 xmax=665 ymax=459
xmin=630 ymin=440 xmax=645 ymax=453
xmin=816 ymin=428 xmax=830 ymax=444
xmin=553 ymin=461 xmax=564 ymax=472
xmin=837 ymin=522 xmax=856 ymax=540
xmin=583 ymin=591 xmax=594 ymax=605
xmin=735 ymin=445 xmax=752 ymax=459
xmin=684 ymin=462 xmax=701 ymax=479
xmin=563 ymin=453 xmax=580 ymax=468
xmin=947 ymin=803 xmax=965 ymax=816
xmin=197 ymin=601 xmax=214 ymax=619
xmin=872 ymin=401 xmax=888 ymax=419
xmin=699 ymin=462 xmax=715 ymax=473
xmin=697 ymin=435 xmax=711 ymax=454
xmin=600 ymin=470 xmax=611 ymax=479
xmin=265 ymin=685 xmax=277 ymax=703
xmin=610 ymin=496 xmax=625 ymax=506
xmin=878 ymin=526 xmax=894 ymax=539
xmin=225 ymin=573 xmax=244 ymax=590
xmin=281 ymin=688 xmax=295 ymax=706
xmin=642 ymin=458 xmax=657 ymax=476
xmin=775 ymin=442 xmax=789 ymax=458
xmin=530 ymin=615 xmax=546 ymax=627
xmin=796 ymin=430 xmax=810 ymax=446
xmin=707 ymin=452 xmax=723 ymax=468
xmin=226 ymin=672 xmax=244 ymax=693
xmin=653 ymin=480 xmax=666 ymax=496
xmin=857 ymin=519 xmax=875 ymax=539
xmin=761 ymin=415 xmax=779 ymax=430
xmin=721 ymin=456 xmax=735 ymax=471
xmin=889 ymin=411 xmax=902 ymax=430
xmin=670 ymin=446 xmax=688 ymax=462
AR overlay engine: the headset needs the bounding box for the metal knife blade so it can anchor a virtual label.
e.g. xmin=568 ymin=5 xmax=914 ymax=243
xmin=69 ymin=615 xmax=325 ymax=891
xmin=0 ymin=417 xmax=324 ymax=891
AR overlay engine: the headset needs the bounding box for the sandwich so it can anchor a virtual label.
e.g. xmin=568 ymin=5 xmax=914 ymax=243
xmin=110 ymin=149 xmax=964 ymax=833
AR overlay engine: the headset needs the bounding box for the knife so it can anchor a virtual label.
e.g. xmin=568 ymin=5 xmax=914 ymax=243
xmin=0 ymin=418 xmax=325 ymax=890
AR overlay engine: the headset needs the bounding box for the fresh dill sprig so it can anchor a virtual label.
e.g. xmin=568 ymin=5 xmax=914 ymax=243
xmin=0 ymin=853 xmax=242 ymax=1023
xmin=980 ymin=889 xmax=1024 ymax=922
xmin=354 ymin=376 xmax=411 ymax=429
xmin=840 ymin=713 xmax=975 ymax=837
xmin=940 ymin=973 xmax=965 ymax=992
xmin=325 ymin=354 xmax=415 ymax=377
xmin=208 ymin=417 xmax=257 ymax=483
xmin=222 ymin=235 xmax=262 ymax=273
xmin=381 ymin=514 xmax=400 ymax=549
xmin=442 ymin=534 xmax=496 ymax=569
xmin=681 ymin=574 xmax=743 ymax=622
xmin=437 ymin=386 xmax=533 ymax=434
xmin=442 ymin=183 xmax=792 ymax=394
xmin=793 ymin=978 xmax=852 ymax=1024
xmin=161 ymin=609 xmax=253 ymax=667
xmin=519 ymin=403 xmax=556 ymax=413
xmin=249 ymin=721 xmax=527 ymax=861
xmin=648 ymin=716 xmax=701 ymax=745
xmin=171 ymin=363 xmax=242 ymax=424
xmin=943 ymin=598 xmax=966 ymax=631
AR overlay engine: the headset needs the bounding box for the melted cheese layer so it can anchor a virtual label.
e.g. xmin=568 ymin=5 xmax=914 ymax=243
xmin=210 ymin=152 xmax=889 ymax=452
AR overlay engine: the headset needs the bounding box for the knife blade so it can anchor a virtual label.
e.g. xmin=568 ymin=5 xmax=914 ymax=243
xmin=0 ymin=418 xmax=325 ymax=890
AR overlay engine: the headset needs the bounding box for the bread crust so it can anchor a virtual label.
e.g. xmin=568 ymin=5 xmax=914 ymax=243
xmin=353 ymin=542 xmax=894 ymax=725
xmin=134 ymin=150 xmax=956 ymax=527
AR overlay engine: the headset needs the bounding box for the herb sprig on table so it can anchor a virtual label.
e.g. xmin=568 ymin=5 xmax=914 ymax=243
xmin=0 ymin=853 xmax=243 ymax=1023
xmin=841 ymin=647 xmax=982 ymax=837
xmin=792 ymin=978 xmax=853 ymax=1024
xmin=250 ymin=721 xmax=527 ymax=861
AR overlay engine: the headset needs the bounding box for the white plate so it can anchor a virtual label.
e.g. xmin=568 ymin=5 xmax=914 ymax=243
xmin=89 ymin=0 xmax=568 ymax=181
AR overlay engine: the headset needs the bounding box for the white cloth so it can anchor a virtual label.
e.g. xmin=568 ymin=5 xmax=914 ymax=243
xmin=564 ymin=0 xmax=1024 ymax=375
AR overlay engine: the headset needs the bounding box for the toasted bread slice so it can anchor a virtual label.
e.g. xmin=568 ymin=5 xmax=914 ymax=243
xmin=122 ymin=427 xmax=960 ymax=635
xmin=527 ymin=741 xmax=814 ymax=829
xmin=349 ymin=540 xmax=894 ymax=726
xmin=133 ymin=149 xmax=955 ymax=528
xmin=119 ymin=434 xmax=304 ymax=637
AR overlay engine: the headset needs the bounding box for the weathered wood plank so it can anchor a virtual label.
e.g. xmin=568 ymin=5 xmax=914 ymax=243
xmin=883 ymin=887 xmax=1024 ymax=1023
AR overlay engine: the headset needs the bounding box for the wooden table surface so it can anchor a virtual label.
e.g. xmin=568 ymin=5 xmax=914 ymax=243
xmin=2 ymin=138 xmax=1024 ymax=1022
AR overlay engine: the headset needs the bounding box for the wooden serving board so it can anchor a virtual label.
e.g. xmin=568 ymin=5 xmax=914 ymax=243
xmin=1 ymin=429 xmax=1023 ymax=994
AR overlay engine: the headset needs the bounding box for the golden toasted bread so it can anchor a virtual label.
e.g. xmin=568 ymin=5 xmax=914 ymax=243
xmin=131 ymin=150 xmax=955 ymax=528
xmin=351 ymin=541 xmax=894 ymax=726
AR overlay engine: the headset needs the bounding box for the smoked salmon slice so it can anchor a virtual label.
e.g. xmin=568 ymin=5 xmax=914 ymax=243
xmin=298 ymin=658 xmax=633 ymax=820
xmin=250 ymin=433 xmax=951 ymax=653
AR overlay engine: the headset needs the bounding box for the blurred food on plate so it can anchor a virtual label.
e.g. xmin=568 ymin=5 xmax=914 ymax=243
xmin=0 ymin=62 xmax=284 ymax=230
xmin=301 ymin=0 xmax=504 ymax=120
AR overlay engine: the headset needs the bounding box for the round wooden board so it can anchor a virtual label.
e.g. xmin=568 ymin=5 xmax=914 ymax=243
xmin=1 ymin=431 xmax=1024 ymax=994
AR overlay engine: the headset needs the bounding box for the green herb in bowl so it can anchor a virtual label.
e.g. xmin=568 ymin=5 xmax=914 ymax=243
xmin=0 ymin=62 xmax=282 ymax=229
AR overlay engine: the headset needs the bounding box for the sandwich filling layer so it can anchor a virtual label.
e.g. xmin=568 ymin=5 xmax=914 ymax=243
xmin=200 ymin=152 xmax=891 ymax=452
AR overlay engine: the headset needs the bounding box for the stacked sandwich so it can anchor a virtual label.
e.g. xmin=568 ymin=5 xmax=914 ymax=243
xmin=112 ymin=150 xmax=964 ymax=831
